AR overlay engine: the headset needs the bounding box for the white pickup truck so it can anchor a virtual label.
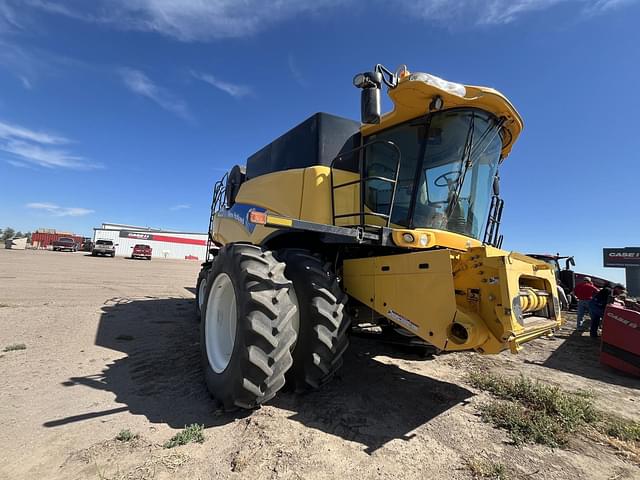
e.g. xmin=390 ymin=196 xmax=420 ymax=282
xmin=92 ymin=239 xmax=117 ymax=257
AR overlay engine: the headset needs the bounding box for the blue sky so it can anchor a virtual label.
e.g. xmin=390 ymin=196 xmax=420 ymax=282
xmin=0 ymin=0 xmax=638 ymax=282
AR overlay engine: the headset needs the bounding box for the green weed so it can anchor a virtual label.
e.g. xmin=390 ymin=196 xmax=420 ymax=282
xmin=163 ymin=424 xmax=205 ymax=449
xmin=115 ymin=429 xmax=139 ymax=442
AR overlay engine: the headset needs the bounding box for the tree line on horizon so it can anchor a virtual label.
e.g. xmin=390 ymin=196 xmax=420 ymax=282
xmin=1 ymin=228 xmax=32 ymax=241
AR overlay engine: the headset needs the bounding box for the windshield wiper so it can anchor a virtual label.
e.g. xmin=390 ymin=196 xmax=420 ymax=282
xmin=446 ymin=115 xmax=506 ymax=218
xmin=445 ymin=113 xmax=475 ymax=217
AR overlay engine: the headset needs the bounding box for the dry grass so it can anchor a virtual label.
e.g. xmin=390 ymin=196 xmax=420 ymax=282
xmin=466 ymin=457 xmax=509 ymax=479
xmin=3 ymin=343 xmax=26 ymax=352
xmin=469 ymin=371 xmax=640 ymax=452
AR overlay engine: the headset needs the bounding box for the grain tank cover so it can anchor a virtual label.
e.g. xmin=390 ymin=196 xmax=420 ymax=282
xmin=245 ymin=112 xmax=360 ymax=179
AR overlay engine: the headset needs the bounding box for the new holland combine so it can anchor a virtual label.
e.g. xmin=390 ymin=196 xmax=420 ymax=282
xmin=195 ymin=64 xmax=562 ymax=410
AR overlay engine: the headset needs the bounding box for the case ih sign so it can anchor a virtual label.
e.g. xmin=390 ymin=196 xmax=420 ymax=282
xmin=603 ymin=248 xmax=640 ymax=268
xmin=119 ymin=230 xmax=206 ymax=246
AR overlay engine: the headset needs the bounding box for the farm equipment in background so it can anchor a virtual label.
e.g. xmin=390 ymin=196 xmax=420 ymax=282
xmin=574 ymin=271 xmax=615 ymax=289
xmin=527 ymin=253 xmax=576 ymax=309
xmin=81 ymin=237 xmax=94 ymax=252
xmin=195 ymin=64 xmax=562 ymax=410
xmin=600 ymin=303 xmax=640 ymax=377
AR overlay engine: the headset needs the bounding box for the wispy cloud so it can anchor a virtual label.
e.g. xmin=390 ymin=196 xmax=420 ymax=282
xmin=120 ymin=68 xmax=192 ymax=120
xmin=6 ymin=159 xmax=32 ymax=168
xmin=0 ymin=0 xmax=23 ymax=33
xmin=0 ymin=120 xmax=100 ymax=169
xmin=22 ymin=0 xmax=344 ymax=41
xmin=287 ymin=54 xmax=308 ymax=87
xmin=583 ymin=0 xmax=636 ymax=15
xmin=191 ymin=70 xmax=251 ymax=98
xmin=0 ymin=41 xmax=41 ymax=89
xmin=0 ymin=120 xmax=68 ymax=144
xmin=0 ymin=38 xmax=88 ymax=90
xmin=400 ymin=0 xmax=639 ymax=25
xmin=20 ymin=0 xmax=638 ymax=39
xmin=26 ymin=202 xmax=94 ymax=217
xmin=170 ymin=204 xmax=190 ymax=211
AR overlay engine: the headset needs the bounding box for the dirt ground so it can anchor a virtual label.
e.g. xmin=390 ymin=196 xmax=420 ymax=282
xmin=0 ymin=249 xmax=638 ymax=480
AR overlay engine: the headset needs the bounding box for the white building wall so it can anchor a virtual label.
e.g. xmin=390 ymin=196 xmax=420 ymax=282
xmin=93 ymin=227 xmax=207 ymax=260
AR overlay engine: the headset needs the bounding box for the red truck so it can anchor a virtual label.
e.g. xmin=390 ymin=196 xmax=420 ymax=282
xmin=52 ymin=237 xmax=79 ymax=252
xmin=131 ymin=244 xmax=152 ymax=260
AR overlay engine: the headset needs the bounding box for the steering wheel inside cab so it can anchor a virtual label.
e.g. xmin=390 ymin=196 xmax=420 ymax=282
xmin=434 ymin=170 xmax=461 ymax=187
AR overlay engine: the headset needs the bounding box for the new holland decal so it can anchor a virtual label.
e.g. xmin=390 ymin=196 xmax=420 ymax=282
xmin=217 ymin=203 xmax=267 ymax=233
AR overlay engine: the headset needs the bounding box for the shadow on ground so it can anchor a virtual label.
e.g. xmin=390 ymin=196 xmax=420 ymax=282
xmin=272 ymin=341 xmax=472 ymax=453
xmin=531 ymin=320 xmax=639 ymax=389
xmin=44 ymin=295 xmax=473 ymax=453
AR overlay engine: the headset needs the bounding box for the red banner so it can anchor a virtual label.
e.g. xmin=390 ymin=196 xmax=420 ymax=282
xmin=119 ymin=230 xmax=205 ymax=246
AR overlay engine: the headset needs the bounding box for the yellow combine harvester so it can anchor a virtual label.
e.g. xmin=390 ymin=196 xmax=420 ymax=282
xmin=195 ymin=64 xmax=562 ymax=410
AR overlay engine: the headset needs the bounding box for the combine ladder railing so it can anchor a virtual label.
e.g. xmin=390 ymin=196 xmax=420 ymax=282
xmin=330 ymin=140 xmax=401 ymax=238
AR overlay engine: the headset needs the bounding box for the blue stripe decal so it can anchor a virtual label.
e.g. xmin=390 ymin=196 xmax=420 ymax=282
xmin=217 ymin=203 xmax=266 ymax=234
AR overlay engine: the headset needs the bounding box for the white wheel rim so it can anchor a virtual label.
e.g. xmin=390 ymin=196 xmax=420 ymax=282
xmin=289 ymin=285 xmax=300 ymax=338
xmin=198 ymin=278 xmax=207 ymax=310
xmin=205 ymin=273 xmax=237 ymax=373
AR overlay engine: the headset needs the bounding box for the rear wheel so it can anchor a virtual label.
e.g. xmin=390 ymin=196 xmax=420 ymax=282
xmin=195 ymin=265 xmax=211 ymax=319
xmin=201 ymin=244 xmax=297 ymax=410
xmin=278 ymin=249 xmax=350 ymax=392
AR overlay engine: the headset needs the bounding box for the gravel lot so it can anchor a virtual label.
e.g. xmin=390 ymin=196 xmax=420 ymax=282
xmin=0 ymin=248 xmax=638 ymax=479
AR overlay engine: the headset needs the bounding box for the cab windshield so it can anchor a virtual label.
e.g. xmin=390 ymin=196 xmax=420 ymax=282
xmin=364 ymin=108 xmax=503 ymax=239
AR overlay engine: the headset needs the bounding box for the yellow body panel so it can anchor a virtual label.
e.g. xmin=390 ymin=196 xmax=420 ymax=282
xmin=235 ymin=169 xmax=304 ymax=217
xmin=343 ymin=246 xmax=561 ymax=354
xmin=299 ymin=166 xmax=361 ymax=226
xmin=343 ymin=249 xmax=457 ymax=348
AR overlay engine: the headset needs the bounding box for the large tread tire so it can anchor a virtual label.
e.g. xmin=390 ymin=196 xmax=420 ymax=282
xmin=201 ymin=244 xmax=297 ymax=410
xmin=278 ymin=249 xmax=350 ymax=392
xmin=195 ymin=265 xmax=210 ymax=320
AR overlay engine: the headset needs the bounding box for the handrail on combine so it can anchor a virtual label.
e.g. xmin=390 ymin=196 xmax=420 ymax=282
xmin=329 ymin=140 xmax=401 ymax=234
xmin=483 ymin=194 xmax=504 ymax=248
xmin=206 ymin=173 xmax=228 ymax=262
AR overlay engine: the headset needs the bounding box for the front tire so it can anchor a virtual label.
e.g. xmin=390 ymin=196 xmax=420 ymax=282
xmin=278 ymin=249 xmax=350 ymax=392
xmin=201 ymin=244 xmax=297 ymax=410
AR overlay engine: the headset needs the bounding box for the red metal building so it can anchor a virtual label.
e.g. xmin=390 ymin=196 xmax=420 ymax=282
xmin=31 ymin=230 xmax=84 ymax=249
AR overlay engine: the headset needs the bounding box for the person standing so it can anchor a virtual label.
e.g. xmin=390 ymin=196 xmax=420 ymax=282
xmin=588 ymin=283 xmax=626 ymax=338
xmin=573 ymin=277 xmax=599 ymax=331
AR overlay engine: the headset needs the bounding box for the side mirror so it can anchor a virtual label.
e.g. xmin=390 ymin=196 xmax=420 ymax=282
xmin=361 ymin=87 xmax=381 ymax=124
xmin=354 ymin=72 xmax=382 ymax=125
xmin=493 ymin=174 xmax=500 ymax=196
